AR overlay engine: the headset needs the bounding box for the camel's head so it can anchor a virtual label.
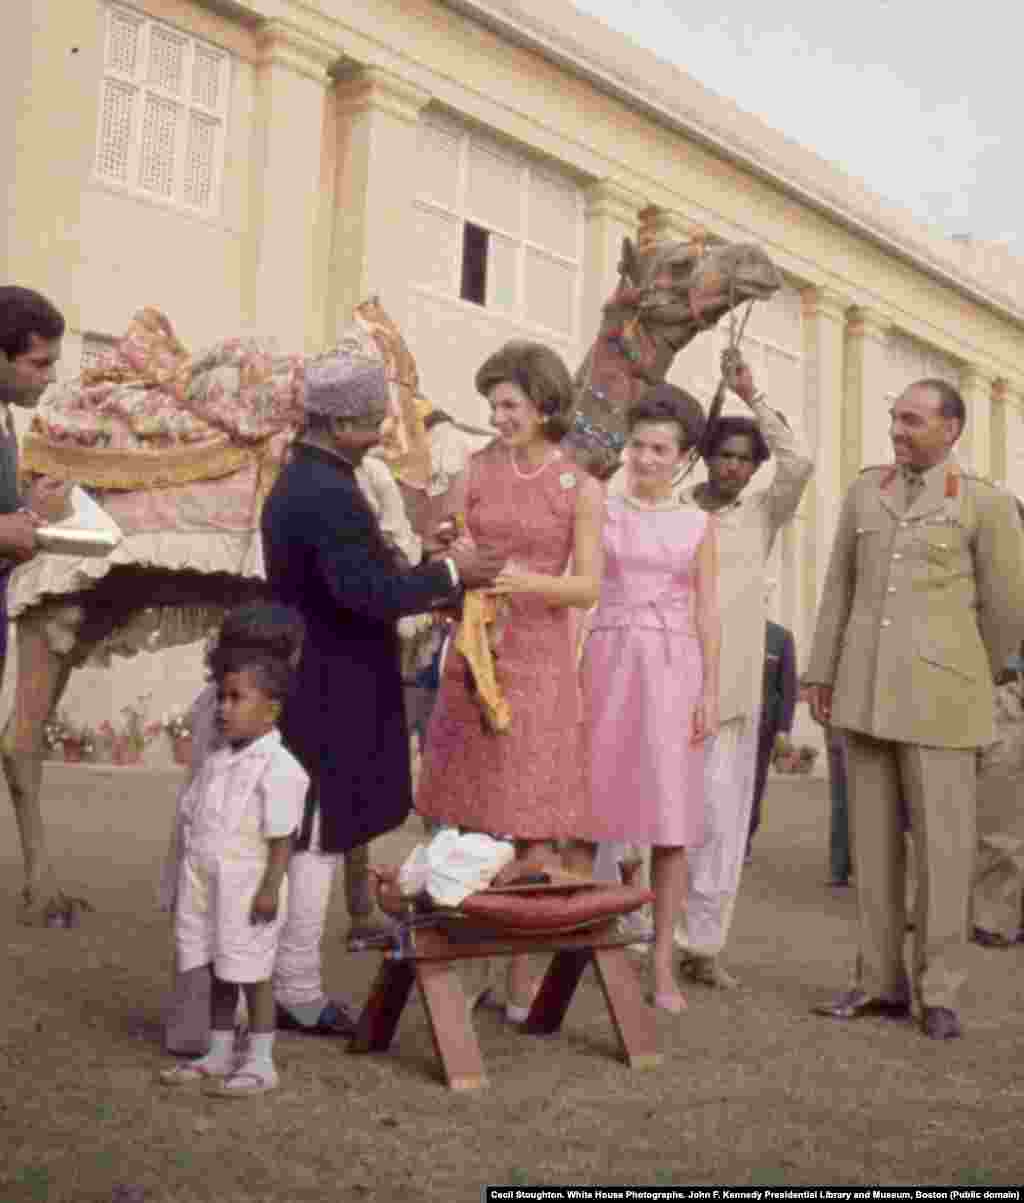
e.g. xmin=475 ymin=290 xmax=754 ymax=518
xmin=635 ymin=239 xmax=783 ymax=349
xmin=571 ymin=236 xmax=783 ymax=466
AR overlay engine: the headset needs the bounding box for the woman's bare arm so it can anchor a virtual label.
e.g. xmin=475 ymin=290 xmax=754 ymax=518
xmin=487 ymin=474 xmax=605 ymax=609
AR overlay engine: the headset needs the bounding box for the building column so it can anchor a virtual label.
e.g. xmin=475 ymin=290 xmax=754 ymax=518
xmin=581 ymin=180 xmax=644 ymax=347
xmin=1005 ymin=384 xmax=1024 ymax=497
xmin=958 ymin=365 xmax=995 ymax=477
xmin=844 ymin=307 xmax=890 ymax=486
xmin=992 ymin=380 xmax=1024 ymax=493
xmin=801 ymin=287 xmax=848 ymax=633
xmin=636 ymin=204 xmax=705 ymax=251
xmin=991 ymin=380 xmax=1009 ymax=485
xmin=246 ymin=21 xmax=334 ymax=352
xmin=328 ymin=67 xmax=432 ymax=340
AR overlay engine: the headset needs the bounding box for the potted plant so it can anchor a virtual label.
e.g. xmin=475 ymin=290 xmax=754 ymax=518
xmin=63 ymin=720 xmax=97 ymax=764
xmin=112 ymin=694 xmax=161 ymax=765
xmin=42 ymin=712 xmax=70 ymax=762
xmin=95 ymin=720 xmax=118 ymax=764
xmin=162 ymin=705 xmax=194 ymax=766
xmin=772 ymin=734 xmax=820 ymax=775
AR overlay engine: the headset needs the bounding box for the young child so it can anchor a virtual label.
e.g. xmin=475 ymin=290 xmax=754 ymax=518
xmin=160 ymin=631 xmax=308 ymax=1096
xmin=160 ymin=602 xmax=305 ymax=1056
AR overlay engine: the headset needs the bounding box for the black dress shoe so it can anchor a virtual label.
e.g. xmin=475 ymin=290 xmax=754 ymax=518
xmin=812 ymin=988 xmax=911 ymax=1020
xmin=921 ymin=1006 xmax=962 ymax=1040
xmin=276 ymin=1000 xmax=358 ymax=1038
xmin=972 ymin=926 xmax=1012 ymax=948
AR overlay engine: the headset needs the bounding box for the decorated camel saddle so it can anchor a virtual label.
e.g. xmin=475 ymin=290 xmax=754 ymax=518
xmin=12 ymin=299 xmax=431 ymax=657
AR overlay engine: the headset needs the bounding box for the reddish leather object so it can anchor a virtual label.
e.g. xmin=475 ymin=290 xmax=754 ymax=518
xmin=457 ymin=884 xmax=653 ymax=932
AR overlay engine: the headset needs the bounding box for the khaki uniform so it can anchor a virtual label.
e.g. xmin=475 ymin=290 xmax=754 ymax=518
xmin=806 ymin=457 xmax=1024 ymax=1010
xmin=972 ymin=677 xmax=1024 ymax=942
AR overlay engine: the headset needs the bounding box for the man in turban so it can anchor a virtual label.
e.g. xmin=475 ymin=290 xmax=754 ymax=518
xmin=260 ymin=353 xmax=501 ymax=1034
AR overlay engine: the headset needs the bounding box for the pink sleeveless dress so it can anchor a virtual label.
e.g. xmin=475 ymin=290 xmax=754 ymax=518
xmin=415 ymin=443 xmax=587 ymax=840
xmin=582 ymin=496 xmax=709 ymax=846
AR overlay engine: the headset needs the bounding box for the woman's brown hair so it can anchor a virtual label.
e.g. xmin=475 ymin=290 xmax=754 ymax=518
xmin=626 ymin=382 xmax=706 ymax=452
xmin=475 ymin=341 xmax=575 ymax=444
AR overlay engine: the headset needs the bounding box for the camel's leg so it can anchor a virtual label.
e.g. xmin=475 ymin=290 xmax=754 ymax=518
xmin=1 ymin=613 xmax=78 ymax=926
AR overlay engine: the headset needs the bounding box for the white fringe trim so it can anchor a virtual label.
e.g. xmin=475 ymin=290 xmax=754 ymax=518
xmin=8 ymin=531 xmax=264 ymax=620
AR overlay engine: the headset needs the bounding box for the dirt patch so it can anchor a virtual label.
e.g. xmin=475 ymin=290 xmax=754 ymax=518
xmin=2 ymin=765 xmax=1022 ymax=1201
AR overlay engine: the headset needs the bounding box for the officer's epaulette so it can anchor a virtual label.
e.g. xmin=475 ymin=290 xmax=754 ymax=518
xmin=958 ymin=470 xmax=1000 ymax=490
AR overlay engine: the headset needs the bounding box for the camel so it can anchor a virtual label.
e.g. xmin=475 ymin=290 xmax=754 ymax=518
xmin=4 ymin=298 xmax=426 ymax=927
xmin=3 ymin=233 xmax=781 ymax=926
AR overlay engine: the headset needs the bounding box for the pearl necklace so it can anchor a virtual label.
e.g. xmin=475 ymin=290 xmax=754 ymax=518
xmin=624 ymin=491 xmax=679 ymax=511
xmin=508 ymin=445 xmax=558 ymax=480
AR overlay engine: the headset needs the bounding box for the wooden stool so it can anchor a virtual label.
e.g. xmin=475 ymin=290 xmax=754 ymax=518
xmin=349 ymin=919 xmax=661 ymax=1090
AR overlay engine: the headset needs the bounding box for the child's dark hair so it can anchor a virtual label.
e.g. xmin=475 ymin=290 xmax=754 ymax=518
xmin=213 ymin=646 xmax=295 ymax=705
xmin=206 ymin=602 xmax=304 ymax=679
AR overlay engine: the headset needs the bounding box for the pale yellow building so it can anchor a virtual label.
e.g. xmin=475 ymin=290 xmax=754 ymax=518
xmin=3 ymin=0 xmax=1024 ymax=758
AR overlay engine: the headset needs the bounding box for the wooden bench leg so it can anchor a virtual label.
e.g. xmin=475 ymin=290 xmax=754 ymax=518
xmin=349 ymin=956 xmax=416 ymax=1053
xmin=592 ymin=946 xmax=662 ymax=1070
xmin=524 ymin=948 xmax=591 ymax=1035
xmin=415 ymin=960 xmax=489 ymax=1091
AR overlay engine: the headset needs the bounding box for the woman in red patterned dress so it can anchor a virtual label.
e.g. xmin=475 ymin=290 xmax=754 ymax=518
xmin=415 ymin=341 xmax=604 ymax=1020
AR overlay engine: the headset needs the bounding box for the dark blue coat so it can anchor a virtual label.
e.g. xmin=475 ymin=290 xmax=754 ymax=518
xmin=261 ymin=442 xmax=457 ymax=854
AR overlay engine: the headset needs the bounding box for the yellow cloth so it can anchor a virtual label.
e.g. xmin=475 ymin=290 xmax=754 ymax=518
xmin=453 ymin=590 xmax=512 ymax=734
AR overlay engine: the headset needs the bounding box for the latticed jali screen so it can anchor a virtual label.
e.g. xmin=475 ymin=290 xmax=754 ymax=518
xmin=94 ymin=4 xmax=230 ymax=214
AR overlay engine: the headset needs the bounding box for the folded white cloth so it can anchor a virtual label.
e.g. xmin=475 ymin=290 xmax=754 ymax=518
xmin=397 ymin=829 xmax=517 ymax=908
xmin=37 ymin=485 xmax=123 ymax=556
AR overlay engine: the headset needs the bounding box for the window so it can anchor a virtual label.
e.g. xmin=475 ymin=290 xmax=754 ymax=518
xmin=94 ymin=4 xmax=230 ymax=214
xmin=460 ymin=223 xmax=489 ymax=305
xmin=411 ymin=114 xmax=583 ymax=339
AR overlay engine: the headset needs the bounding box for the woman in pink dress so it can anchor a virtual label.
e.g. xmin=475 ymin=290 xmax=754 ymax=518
xmin=416 ymin=341 xmax=603 ymax=1019
xmin=582 ymin=385 xmax=720 ymax=1015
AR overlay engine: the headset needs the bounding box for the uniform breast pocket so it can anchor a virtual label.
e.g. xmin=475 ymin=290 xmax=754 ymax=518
xmin=911 ymin=524 xmax=968 ymax=572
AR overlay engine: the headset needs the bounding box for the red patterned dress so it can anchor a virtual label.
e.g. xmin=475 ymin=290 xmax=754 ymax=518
xmin=415 ymin=442 xmax=588 ymax=839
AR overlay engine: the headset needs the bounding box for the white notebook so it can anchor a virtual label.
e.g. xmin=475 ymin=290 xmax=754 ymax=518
xmin=36 ymin=486 xmax=123 ymax=557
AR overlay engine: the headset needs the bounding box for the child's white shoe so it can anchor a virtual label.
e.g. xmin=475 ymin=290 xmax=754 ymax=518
xmin=204 ymin=1059 xmax=278 ymax=1097
xmin=159 ymin=1056 xmax=235 ymax=1086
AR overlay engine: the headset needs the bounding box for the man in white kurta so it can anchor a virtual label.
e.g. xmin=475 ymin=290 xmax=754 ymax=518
xmin=674 ymin=351 xmax=813 ymax=986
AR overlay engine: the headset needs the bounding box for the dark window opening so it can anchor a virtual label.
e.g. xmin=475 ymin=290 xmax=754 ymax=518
xmin=460 ymin=222 xmax=489 ymax=305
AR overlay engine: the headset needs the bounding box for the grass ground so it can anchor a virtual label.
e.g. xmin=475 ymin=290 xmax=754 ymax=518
xmin=2 ymin=765 xmax=1022 ymax=1201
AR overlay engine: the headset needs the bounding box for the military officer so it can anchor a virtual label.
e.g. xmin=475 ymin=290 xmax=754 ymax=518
xmin=805 ymin=378 xmax=1024 ymax=1040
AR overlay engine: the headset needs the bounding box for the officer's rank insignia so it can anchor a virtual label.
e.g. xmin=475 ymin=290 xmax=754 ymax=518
xmin=945 ymin=466 xmax=959 ymax=498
